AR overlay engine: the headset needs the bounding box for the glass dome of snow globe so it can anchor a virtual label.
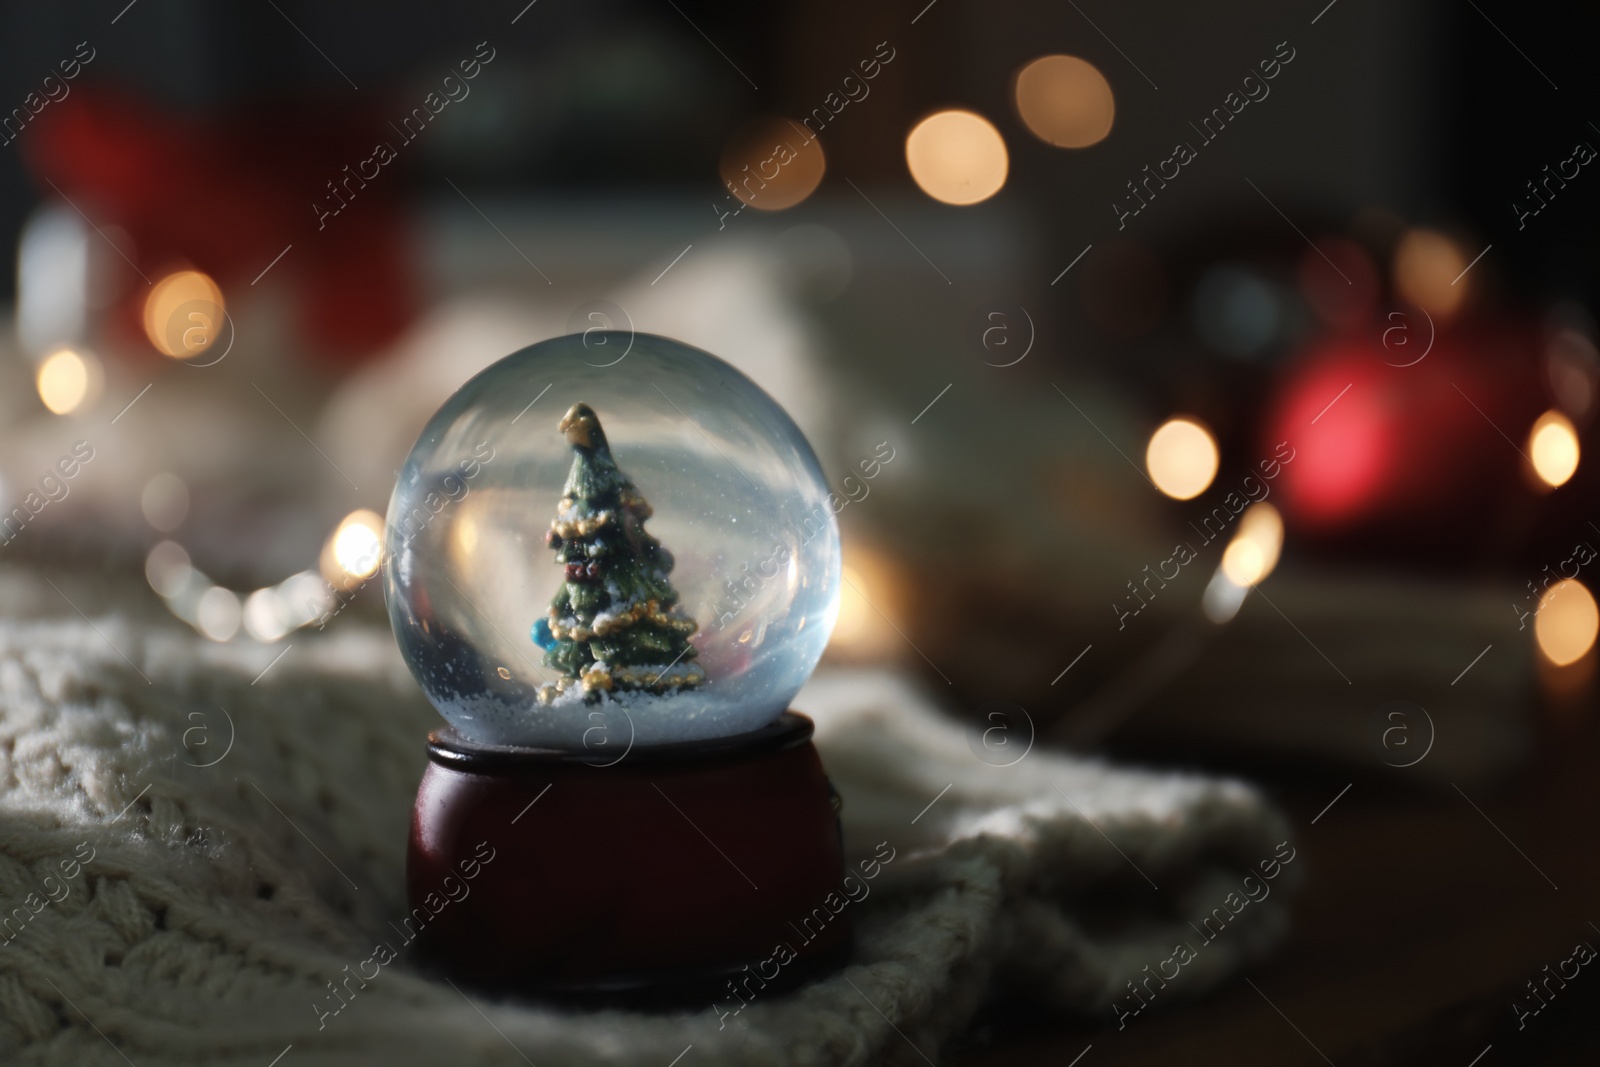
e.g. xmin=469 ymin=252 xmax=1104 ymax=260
xmin=383 ymin=332 xmax=841 ymax=751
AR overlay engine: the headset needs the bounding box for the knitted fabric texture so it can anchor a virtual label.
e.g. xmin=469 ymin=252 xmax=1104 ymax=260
xmin=0 ymin=567 xmax=1294 ymax=1066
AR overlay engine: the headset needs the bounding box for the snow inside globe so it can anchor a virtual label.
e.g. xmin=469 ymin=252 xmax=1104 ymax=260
xmin=383 ymin=332 xmax=842 ymax=750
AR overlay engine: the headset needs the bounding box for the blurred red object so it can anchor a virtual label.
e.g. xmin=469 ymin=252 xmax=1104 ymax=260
xmin=1266 ymin=322 xmax=1545 ymax=551
xmin=24 ymin=87 xmax=419 ymax=365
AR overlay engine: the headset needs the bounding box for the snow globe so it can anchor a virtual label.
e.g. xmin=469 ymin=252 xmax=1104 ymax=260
xmin=386 ymin=332 xmax=848 ymax=993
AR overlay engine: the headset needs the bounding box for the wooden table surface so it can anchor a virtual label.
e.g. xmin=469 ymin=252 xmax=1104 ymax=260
xmin=951 ymin=714 xmax=1600 ymax=1066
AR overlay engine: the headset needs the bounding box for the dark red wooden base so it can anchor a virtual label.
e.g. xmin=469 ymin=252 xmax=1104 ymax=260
xmin=407 ymin=711 xmax=849 ymax=998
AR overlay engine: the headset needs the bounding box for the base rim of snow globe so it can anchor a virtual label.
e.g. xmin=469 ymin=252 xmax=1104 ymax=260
xmin=425 ymin=709 xmax=817 ymax=771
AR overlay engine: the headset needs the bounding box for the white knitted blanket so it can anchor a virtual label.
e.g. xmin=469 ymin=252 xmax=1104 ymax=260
xmin=0 ymin=568 xmax=1294 ymax=1066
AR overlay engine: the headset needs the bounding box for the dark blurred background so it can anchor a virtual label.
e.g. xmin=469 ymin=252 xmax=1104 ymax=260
xmin=5 ymin=0 xmax=1600 ymax=1062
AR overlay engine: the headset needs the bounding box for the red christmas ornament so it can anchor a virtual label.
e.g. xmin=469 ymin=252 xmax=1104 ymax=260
xmin=1264 ymin=319 xmax=1546 ymax=556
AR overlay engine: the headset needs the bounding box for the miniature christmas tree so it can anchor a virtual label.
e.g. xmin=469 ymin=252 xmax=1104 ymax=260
xmin=533 ymin=403 xmax=704 ymax=704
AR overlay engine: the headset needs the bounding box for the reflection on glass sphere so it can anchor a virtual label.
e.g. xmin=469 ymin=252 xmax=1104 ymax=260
xmin=384 ymin=333 xmax=842 ymax=748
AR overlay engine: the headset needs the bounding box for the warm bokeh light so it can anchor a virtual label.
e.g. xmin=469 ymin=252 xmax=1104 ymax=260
xmin=196 ymin=585 xmax=241 ymax=642
xmin=832 ymin=564 xmax=873 ymax=649
xmin=1528 ymin=410 xmax=1579 ymax=488
xmin=143 ymin=270 xmax=225 ymax=358
xmin=36 ymin=348 xmax=91 ymax=414
xmin=145 ymin=540 xmax=194 ymax=599
xmin=1535 ymin=579 xmax=1599 ymax=667
xmin=719 ymin=117 xmax=826 ymax=211
xmin=905 ymin=110 xmax=1009 ymax=206
xmin=1146 ymin=417 xmax=1219 ymax=500
xmin=280 ymin=571 xmax=336 ymax=628
xmin=828 ymin=547 xmax=903 ymax=660
xmin=1013 ymin=55 xmax=1115 ymax=148
xmin=330 ymin=509 xmax=384 ymax=580
xmin=1394 ymin=229 xmax=1468 ymax=319
xmin=1221 ymin=503 xmax=1285 ymax=586
xmin=1221 ymin=540 xmax=1264 ymax=587
xmin=244 ymin=588 xmax=292 ymax=643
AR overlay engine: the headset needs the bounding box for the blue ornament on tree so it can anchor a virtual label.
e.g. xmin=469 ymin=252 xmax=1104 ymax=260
xmin=531 ymin=617 xmax=555 ymax=650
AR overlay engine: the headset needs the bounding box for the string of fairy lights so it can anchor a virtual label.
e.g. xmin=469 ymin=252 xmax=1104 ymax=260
xmin=141 ymin=507 xmax=385 ymax=643
xmin=20 ymin=233 xmax=389 ymax=643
